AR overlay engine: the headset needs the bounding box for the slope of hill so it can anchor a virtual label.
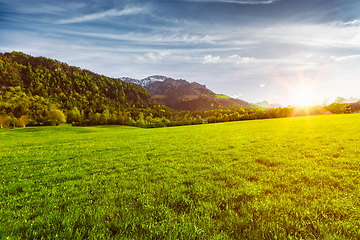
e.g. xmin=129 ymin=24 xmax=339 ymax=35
xmin=122 ymin=75 xmax=251 ymax=111
xmin=0 ymin=52 xmax=172 ymax=119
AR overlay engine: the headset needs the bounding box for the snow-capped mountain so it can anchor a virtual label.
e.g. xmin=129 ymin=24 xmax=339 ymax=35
xmin=122 ymin=75 xmax=205 ymax=95
xmin=121 ymin=75 xmax=208 ymax=96
xmin=121 ymin=75 xmax=169 ymax=88
xmin=120 ymin=75 xmax=251 ymax=111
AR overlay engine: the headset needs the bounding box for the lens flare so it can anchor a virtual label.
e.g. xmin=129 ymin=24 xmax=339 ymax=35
xmin=296 ymin=89 xmax=313 ymax=106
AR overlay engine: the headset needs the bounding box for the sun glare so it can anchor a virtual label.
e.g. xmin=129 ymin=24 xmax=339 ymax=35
xmin=296 ymin=89 xmax=313 ymax=106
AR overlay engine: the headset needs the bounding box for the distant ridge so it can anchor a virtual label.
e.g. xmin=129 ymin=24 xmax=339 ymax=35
xmin=121 ymin=75 xmax=169 ymax=88
xmin=255 ymin=101 xmax=282 ymax=109
xmin=122 ymin=75 xmax=252 ymax=111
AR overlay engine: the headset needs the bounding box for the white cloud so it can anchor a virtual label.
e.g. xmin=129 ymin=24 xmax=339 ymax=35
xmin=245 ymin=22 xmax=360 ymax=49
xmin=202 ymin=21 xmax=360 ymax=50
xmin=343 ymin=19 xmax=360 ymax=26
xmin=331 ymin=55 xmax=360 ymax=62
xmin=203 ymin=55 xmax=220 ymax=63
xmin=260 ymin=84 xmax=266 ymax=87
xmin=55 ymin=29 xmax=221 ymax=46
xmin=237 ymin=57 xmax=253 ymax=64
xmin=146 ymin=53 xmax=159 ymax=61
xmin=229 ymin=54 xmax=239 ymax=59
xmin=159 ymin=51 xmax=171 ymax=57
xmin=228 ymin=54 xmax=255 ymax=63
xmin=135 ymin=51 xmax=171 ymax=62
xmin=57 ymin=6 xmax=147 ymax=24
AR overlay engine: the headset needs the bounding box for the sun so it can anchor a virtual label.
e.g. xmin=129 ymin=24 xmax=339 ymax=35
xmin=296 ymin=89 xmax=313 ymax=106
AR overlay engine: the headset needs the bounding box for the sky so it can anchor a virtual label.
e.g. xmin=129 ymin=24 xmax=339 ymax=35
xmin=1 ymin=0 xmax=360 ymax=106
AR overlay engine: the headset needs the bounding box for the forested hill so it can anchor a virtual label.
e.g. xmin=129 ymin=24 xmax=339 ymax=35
xmin=0 ymin=52 xmax=171 ymax=117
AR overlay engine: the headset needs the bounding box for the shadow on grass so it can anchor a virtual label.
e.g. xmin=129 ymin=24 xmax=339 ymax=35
xmin=0 ymin=227 xmax=7 ymax=240
xmin=13 ymin=127 xmax=43 ymax=132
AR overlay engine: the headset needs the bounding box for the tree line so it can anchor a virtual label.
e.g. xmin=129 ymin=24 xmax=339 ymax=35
xmin=1 ymin=84 xmax=358 ymax=129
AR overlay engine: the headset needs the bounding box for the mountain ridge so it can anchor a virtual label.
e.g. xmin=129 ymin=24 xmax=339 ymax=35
xmin=122 ymin=75 xmax=251 ymax=111
xmin=255 ymin=101 xmax=282 ymax=109
xmin=121 ymin=75 xmax=169 ymax=88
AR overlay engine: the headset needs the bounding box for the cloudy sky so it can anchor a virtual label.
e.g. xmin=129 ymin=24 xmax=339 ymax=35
xmin=1 ymin=0 xmax=360 ymax=106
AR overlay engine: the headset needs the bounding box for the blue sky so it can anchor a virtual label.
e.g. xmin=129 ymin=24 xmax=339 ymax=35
xmin=1 ymin=0 xmax=360 ymax=106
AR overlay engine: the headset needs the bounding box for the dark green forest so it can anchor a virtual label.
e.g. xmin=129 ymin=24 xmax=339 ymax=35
xmin=0 ymin=51 xmax=357 ymax=129
xmin=0 ymin=51 xmax=177 ymax=126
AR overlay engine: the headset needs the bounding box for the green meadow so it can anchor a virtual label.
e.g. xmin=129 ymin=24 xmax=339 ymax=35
xmin=1 ymin=114 xmax=360 ymax=239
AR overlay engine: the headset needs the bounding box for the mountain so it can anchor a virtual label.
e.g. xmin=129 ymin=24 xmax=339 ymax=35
xmin=121 ymin=75 xmax=169 ymax=88
xmin=255 ymin=101 xmax=282 ymax=109
xmin=122 ymin=75 xmax=251 ymax=111
xmin=0 ymin=51 xmax=173 ymax=121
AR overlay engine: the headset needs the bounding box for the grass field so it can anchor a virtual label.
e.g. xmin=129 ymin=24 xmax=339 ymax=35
xmin=1 ymin=114 xmax=360 ymax=239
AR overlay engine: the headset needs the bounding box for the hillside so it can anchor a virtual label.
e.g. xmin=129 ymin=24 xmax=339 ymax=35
xmin=123 ymin=76 xmax=251 ymax=111
xmin=0 ymin=52 xmax=173 ymax=120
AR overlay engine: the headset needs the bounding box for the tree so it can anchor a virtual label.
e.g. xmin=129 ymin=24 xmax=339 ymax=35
xmin=108 ymin=114 xmax=116 ymax=124
xmin=67 ymin=106 xmax=81 ymax=123
xmin=125 ymin=117 xmax=135 ymax=126
xmin=145 ymin=115 xmax=152 ymax=123
xmin=238 ymin=107 xmax=246 ymax=115
xmin=117 ymin=116 xmax=125 ymax=125
xmin=195 ymin=115 xmax=204 ymax=124
xmin=11 ymin=117 xmax=18 ymax=128
xmin=231 ymin=112 xmax=240 ymax=121
xmin=207 ymin=116 xmax=216 ymax=123
xmin=103 ymin=109 xmax=110 ymax=119
xmin=14 ymin=104 xmax=27 ymax=118
xmin=138 ymin=112 xmax=144 ymax=121
xmin=136 ymin=119 xmax=145 ymax=128
xmin=325 ymin=97 xmax=349 ymax=114
xmin=80 ymin=110 xmax=85 ymax=122
xmin=18 ymin=115 xmax=29 ymax=128
xmin=48 ymin=110 xmax=66 ymax=126
xmin=335 ymin=97 xmax=346 ymax=104
xmin=4 ymin=116 xmax=12 ymax=127
xmin=99 ymin=113 xmax=107 ymax=125
xmin=326 ymin=103 xmax=346 ymax=114
xmin=90 ymin=113 xmax=101 ymax=125
xmin=0 ymin=116 xmax=4 ymax=128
